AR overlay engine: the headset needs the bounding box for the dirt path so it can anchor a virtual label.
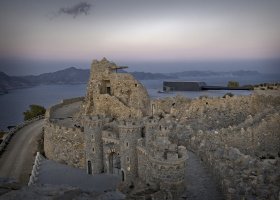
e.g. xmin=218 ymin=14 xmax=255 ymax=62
xmin=0 ymin=120 xmax=44 ymax=185
xmin=183 ymin=151 xmax=224 ymax=200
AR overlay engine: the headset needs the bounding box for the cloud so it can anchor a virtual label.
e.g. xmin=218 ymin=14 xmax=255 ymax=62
xmin=51 ymin=2 xmax=92 ymax=19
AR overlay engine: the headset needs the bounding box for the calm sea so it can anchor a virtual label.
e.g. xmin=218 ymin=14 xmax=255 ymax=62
xmin=0 ymin=74 xmax=279 ymax=130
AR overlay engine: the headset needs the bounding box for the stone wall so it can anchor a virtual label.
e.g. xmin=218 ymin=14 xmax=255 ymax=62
xmin=137 ymin=135 xmax=187 ymax=198
xmin=186 ymin=135 xmax=279 ymax=199
xmin=44 ymin=97 xmax=86 ymax=168
xmin=81 ymin=58 xmax=150 ymax=119
xmin=154 ymin=94 xmax=280 ymax=131
xmin=171 ymin=94 xmax=280 ymax=199
xmin=44 ymin=121 xmax=85 ymax=168
xmin=45 ymin=97 xmax=84 ymax=119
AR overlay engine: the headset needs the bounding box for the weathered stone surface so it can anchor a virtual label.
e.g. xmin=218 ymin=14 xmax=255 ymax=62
xmin=80 ymin=58 xmax=150 ymax=119
xmin=43 ymin=58 xmax=188 ymax=199
xmin=43 ymin=58 xmax=280 ymax=199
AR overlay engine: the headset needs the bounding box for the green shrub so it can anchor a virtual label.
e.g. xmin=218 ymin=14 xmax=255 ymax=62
xmin=243 ymin=85 xmax=254 ymax=90
xmin=227 ymin=81 xmax=239 ymax=88
xmin=23 ymin=104 xmax=46 ymax=121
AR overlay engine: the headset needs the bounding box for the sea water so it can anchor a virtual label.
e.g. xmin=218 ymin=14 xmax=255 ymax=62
xmin=0 ymin=73 xmax=279 ymax=130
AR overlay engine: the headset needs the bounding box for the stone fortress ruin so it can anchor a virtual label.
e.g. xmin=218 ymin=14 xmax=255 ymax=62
xmin=44 ymin=58 xmax=280 ymax=199
xmin=44 ymin=58 xmax=187 ymax=199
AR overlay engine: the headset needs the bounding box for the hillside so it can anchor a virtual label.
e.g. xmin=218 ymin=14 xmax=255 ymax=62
xmin=0 ymin=72 xmax=34 ymax=94
xmin=0 ymin=67 xmax=264 ymax=94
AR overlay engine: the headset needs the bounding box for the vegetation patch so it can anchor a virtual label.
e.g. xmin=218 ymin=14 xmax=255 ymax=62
xmin=23 ymin=105 xmax=46 ymax=121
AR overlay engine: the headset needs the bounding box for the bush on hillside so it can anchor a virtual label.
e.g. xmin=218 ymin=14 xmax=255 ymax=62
xmin=227 ymin=81 xmax=239 ymax=88
xmin=23 ymin=104 xmax=46 ymax=121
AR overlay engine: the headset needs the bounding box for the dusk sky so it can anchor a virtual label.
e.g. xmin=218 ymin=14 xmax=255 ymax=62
xmin=0 ymin=0 xmax=280 ymax=75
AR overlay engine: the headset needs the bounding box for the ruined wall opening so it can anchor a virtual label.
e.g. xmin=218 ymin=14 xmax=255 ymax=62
xmin=108 ymin=152 xmax=121 ymax=174
xmin=141 ymin=127 xmax=145 ymax=138
xmin=121 ymin=170 xmax=125 ymax=181
xmin=87 ymin=160 xmax=92 ymax=174
xmin=106 ymin=86 xmax=111 ymax=95
xmin=100 ymin=80 xmax=111 ymax=95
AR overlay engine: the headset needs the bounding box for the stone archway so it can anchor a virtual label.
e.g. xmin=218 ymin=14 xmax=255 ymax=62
xmin=108 ymin=152 xmax=121 ymax=174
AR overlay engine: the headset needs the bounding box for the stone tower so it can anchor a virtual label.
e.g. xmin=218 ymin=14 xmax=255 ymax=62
xmin=118 ymin=119 xmax=142 ymax=185
xmin=83 ymin=115 xmax=104 ymax=174
xmin=145 ymin=117 xmax=158 ymax=146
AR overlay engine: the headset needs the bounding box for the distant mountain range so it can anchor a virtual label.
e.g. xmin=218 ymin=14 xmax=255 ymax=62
xmin=0 ymin=67 xmax=261 ymax=94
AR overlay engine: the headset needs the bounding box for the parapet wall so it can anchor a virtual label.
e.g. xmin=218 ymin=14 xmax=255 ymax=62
xmin=45 ymin=97 xmax=84 ymax=119
xmin=137 ymin=141 xmax=187 ymax=195
xmin=44 ymin=97 xmax=85 ymax=168
xmin=178 ymin=94 xmax=280 ymax=200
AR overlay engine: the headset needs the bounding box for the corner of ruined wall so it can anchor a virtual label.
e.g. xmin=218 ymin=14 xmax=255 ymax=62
xmin=45 ymin=97 xmax=84 ymax=120
xmin=44 ymin=97 xmax=85 ymax=168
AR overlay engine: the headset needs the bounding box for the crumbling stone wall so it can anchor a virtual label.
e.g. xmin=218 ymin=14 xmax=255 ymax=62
xmin=154 ymin=94 xmax=280 ymax=131
xmin=44 ymin=121 xmax=85 ymax=168
xmin=185 ymin=132 xmax=280 ymax=200
xmin=137 ymin=122 xmax=187 ymax=198
xmin=44 ymin=97 xmax=85 ymax=168
xmin=80 ymin=58 xmax=150 ymax=119
xmin=45 ymin=97 xmax=84 ymax=119
xmin=167 ymin=94 xmax=280 ymax=200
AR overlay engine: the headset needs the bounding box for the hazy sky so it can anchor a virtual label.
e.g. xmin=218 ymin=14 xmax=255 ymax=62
xmin=0 ymin=0 xmax=280 ymax=75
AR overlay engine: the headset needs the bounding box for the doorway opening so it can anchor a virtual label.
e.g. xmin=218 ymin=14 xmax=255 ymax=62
xmin=87 ymin=160 xmax=92 ymax=174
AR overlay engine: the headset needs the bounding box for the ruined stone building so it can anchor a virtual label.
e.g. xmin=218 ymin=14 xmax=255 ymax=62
xmin=44 ymin=58 xmax=187 ymax=198
xmin=44 ymin=58 xmax=280 ymax=199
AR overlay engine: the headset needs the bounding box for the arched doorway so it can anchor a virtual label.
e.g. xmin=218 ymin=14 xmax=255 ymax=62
xmin=108 ymin=152 xmax=121 ymax=174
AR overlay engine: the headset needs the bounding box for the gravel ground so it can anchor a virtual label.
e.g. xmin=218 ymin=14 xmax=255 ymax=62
xmin=183 ymin=151 xmax=224 ymax=200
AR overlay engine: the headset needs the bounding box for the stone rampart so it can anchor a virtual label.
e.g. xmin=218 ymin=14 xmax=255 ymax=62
xmin=45 ymin=97 xmax=84 ymax=119
xmin=137 ymin=139 xmax=187 ymax=196
xmin=44 ymin=121 xmax=85 ymax=168
xmin=182 ymin=113 xmax=280 ymax=200
xmin=44 ymin=98 xmax=85 ymax=169
xmin=187 ymin=136 xmax=280 ymax=200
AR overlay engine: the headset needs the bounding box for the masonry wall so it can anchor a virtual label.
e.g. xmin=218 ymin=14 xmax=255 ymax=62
xmin=176 ymin=94 xmax=280 ymax=200
xmin=45 ymin=97 xmax=84 ymax=119
xmin=44 ymin=121 xmax=85 ymax=168
xmin=81 ymin=58 xmax=150 ymax=119
xmin=44 ymin=97 xmax=85 ymax=168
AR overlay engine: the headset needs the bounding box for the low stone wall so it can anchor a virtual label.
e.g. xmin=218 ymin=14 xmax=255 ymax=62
xmin=186 ymin=137 xmax=280 ymax=200
xmin=45 ymin=97 xmax=84 ymax=119
xmin=0 ymin=115 xmax=44 ymax=155
xmin=153 ymin=94 xmax=280 ymax=131
xmin=169 ymin=94 xmax=280 ymax=199
xmin=209 ymin=112 xmax=280 ymax=158
xmin=137 ymin=142 xmax=186 ymax=196
xmin=28 ymin=152 xmax=44 ymax=186
xmin=44 ymin=121 xmax=85 ymax=168
xmin=44 ymin=97 xmax=86 ymax=168
xmin=182 ymin=117 xmax=280 ymax=200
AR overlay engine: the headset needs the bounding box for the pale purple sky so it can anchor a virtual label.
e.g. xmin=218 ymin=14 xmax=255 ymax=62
xmin=0 ymin=0 xmax=280 ymax=75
